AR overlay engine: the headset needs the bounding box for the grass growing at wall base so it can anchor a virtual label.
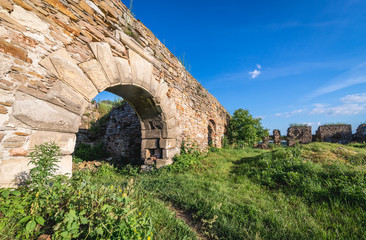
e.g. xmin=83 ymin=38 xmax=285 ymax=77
xmin=1 ymin=142 xmax=366 ymax=239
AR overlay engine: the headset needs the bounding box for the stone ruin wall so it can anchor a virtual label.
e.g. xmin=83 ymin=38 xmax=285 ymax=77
xmin=285 ymin=124 xmax=366 ymax=146
xmin=0 ymin=0 xmax=229 ymax=187
xmin=287 ymin=126 xmax=312 ymax=147
xmin=273 ymin=129 xmax=281 ymax=145
xmin=355 ymin=124 xmax=366 ymax=142
xmin=316 ymin=125 xmax=352 ymax=144
xmin=76 ymin=101 xmax=142 ymax=163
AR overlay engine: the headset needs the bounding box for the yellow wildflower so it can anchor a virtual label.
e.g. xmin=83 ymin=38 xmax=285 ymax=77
xmin=119 ymin=189 xmax=122 ymax=192
xmin=138 ymin=212 xmax=141 ymax=216
xmin=147 ymin=236 xmax=151 ymax=240
xmin=110 ymin=185 xmax=114 ymax=189
xmin=36 ymin=192 xmax=39 ymax=197
xmin=122 ymin=193 xmax=127 ymax=197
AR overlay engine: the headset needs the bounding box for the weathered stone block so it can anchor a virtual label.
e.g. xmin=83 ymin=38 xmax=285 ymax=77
xmin=159 ymin=138 xmax=176 ymax=149
xmin=156 ymin=158 xmax=173 ymax=169
xmin=29 ymin=131 xmax=76 ymax=155
xmin=56 ymin=155 xmax=73 ymax=176
xmin=0 ymin=38 xmax=32 ymax=63
xmin=129 ymin=49 xmax=153 ymax=87
xmin=0 ymin=157 xmax=33 ymax=188
xmin=2 ymin=136 xmax=26 ymax=148
xmin=0 ymin=105 xmax=7 ymax=114
xmin=12 ymin=92 xmax=81 ymax=133
xmin=141 ymin=129 xmax=161 ymax=138
xmin=0 ymin=155 xmax=72 ymax=188
xmin=10 ymin=5 xmax=49 ymax=33
xmin=40 ymin=48 xmax=98 ymax=100
xmin=45 ymin=81 xmax=89 ymax=115
xmin=79 ymin=59 xmax=111 ymax=92
xmin=9 ymin=148 xmax=27 ymax=156
xmin=115 ymin=57 xmax=132 ymax=84
xmin=163 ymin=127 xmax=181 ymax=139
xmin=141 ymin=139 xmax=159 ymax=149
xmin=89 ymin=42 xmax=120 ymax=85
xmin=0 ymin=0 xmax=13 ymax=12
xmin=162 ymin=148 xmax=180 ymax=159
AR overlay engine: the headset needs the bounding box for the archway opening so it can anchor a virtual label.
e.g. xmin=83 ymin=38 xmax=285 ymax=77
xmin=75 ymin=84 xmax=167 ymax=167
xmin=208 ymin=120 xmax=216 ymax=147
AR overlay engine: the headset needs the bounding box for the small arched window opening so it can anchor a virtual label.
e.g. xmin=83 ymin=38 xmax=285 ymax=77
xmin=208 ymin=119 xmax=217 ymax=147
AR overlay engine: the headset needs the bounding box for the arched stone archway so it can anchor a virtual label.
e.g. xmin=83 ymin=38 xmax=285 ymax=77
xmin=0 ymin=0 xmax=230 ymax=187
xmin=39 ymin=42 xmax=181 ymax=167
xmin=0 ymin=42 xmax=180 ymax=187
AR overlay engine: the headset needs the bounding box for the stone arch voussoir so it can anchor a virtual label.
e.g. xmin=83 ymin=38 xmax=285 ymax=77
xmin=39 ymin=41 xmax=180 ymax=169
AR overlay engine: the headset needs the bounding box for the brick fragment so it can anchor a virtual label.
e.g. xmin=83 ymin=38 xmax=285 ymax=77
xmin=0 ymin=101 xmax=12 ymax=107
xmin=0 ymin=39 xmax=32 ymax=63
xmin=13 ymin=132 xmax=29 ymax=136
xmin=12 ymin=0 xmax=32 ymax=11
xmin=52 ymin=18 xmax=80 ymax=36
xmin=79 ymin=0 xmax=94 ymax=16
xmin=0 ymin=105 xmax=7 ymax=114
xmin=9 ymin=148 xmax=27 ymax=156
xmin=43 ymin=0 xmax=77 ymax=20
xmin=0 ymin=0 xmax=13 ymax=11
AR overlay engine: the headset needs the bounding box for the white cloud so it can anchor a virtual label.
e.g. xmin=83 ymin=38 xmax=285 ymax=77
xmin=310 ymin=93 xmax=366 ymax=116
xmin=341 ymin=93 xmax=366 ymax=103
xmin=275 ymin=109 xmax=305 ymax=118
xmin=249 ymin=69 xmax=261 ymax=79
xmin=304 ymin=122 xmax=322 ymax=127
xmin=307 ymin=62 xmax=366 ymax=100
xmin=256 ymin=64 xmax=262 ymax=69
xmin=310 ymin=103 xmax=366 ymax=116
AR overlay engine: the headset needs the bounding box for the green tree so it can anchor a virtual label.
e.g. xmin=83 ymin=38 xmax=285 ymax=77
xmin=227 ymin=109 xmax=268 ymax=147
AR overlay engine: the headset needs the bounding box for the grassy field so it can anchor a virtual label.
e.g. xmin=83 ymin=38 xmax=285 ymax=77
xmin=1 ymin=142 xmax=366 ymax=239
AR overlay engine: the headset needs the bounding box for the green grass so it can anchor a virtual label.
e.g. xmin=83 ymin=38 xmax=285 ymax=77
xmin=1 ymin=143 xmax=366 ymax=239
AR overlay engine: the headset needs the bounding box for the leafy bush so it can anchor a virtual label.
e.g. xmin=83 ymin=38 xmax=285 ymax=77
xmin=0 ymin=143 xmax=153 ymax=239
xmin=27 ymin=142 xmax=62 ymax=189
xmin=227 ymin=109 xmax=268 ymax=147
xmin=74 ymin=142 xmax=108 ymax=161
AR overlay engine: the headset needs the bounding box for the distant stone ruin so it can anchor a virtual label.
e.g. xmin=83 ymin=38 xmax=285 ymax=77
xmin=355 ymin=124 xmax=366 ymax=142
xmin=273 ymin=129 xmax=281 ymax=145
xmin=316 ymin=124 xmax=352 ymax=144
xmin=287 ymin=126 xmax=312 ymax=147
xmin=284 ymin=123 xmax=366 ymax=146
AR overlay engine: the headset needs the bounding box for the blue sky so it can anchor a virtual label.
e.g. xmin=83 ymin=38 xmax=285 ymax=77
xmin=96 ymin=0 xmax=366 ymax=134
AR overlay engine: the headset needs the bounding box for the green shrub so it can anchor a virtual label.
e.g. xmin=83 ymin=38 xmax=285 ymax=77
xmin=0 ymin=143 xmax=153 ymax=239
xmin=227 ymin=109 xmax=268 ymax=147
xmin=74 ymin=142 xmax=108 ymax=161
xmin=27 ymin=142 xmax=62 ymax=189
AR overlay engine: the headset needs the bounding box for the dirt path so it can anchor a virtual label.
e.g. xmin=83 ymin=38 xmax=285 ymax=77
xmin=168 ymin=204 xmax=208 ymax=240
